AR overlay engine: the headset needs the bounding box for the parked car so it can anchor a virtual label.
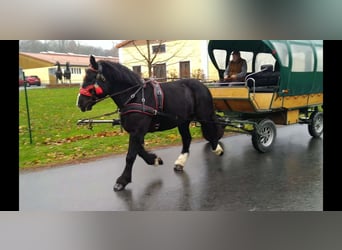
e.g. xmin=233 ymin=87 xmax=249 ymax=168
xmin=25 ymin=75 xmax=41 ymax=86
xmin=19 ymin=78 xmax=26 ymax=87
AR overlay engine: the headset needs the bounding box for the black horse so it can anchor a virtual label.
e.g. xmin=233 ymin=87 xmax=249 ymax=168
xmin=63 ymin=62 xmax=71 ymax=84
xmin=77 ymin=55 xmax=224 ymax=191
xmin=55 ymin=61 xmax=63 ymax=84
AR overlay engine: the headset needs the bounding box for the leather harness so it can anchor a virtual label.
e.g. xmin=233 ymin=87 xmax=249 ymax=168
xmin=120 ymin=80 xmax=164 ymax=116
xmin=119 ymin=80 xmax=177 ymax=130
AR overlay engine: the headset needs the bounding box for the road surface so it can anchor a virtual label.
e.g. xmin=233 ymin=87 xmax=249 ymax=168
xmin=20 ymin=124 xmax=323 ymax=211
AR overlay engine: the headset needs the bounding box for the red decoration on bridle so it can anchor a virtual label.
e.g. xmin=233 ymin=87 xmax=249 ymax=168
xmin=79 ymin=64 xmax=105 ymax=97
xmin=79 ymin=84 xmax=104 ymax=97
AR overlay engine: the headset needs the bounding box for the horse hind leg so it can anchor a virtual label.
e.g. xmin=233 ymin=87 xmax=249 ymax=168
xmin=200 ymin=119 xmax=224 ymax=156
xmin=136 ymin=132 xmax=163 ymax=166
xmin=174 ymin=122 xmax=192 ymax=171
xmin=191 ymin=85 xmax=224 ymax=156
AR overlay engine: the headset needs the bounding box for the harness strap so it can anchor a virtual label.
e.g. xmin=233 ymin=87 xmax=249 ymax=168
xmin=120 ymin=103 xmax=157 ymax=117
xmin=152 ymin=81 xmax=164 ymax=111
xmin=120 ymin=103 xmax=179 ymax=121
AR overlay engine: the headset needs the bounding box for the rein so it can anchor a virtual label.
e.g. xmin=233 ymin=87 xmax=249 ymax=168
xmin=90 ymin=83 xmax=143 ymax=105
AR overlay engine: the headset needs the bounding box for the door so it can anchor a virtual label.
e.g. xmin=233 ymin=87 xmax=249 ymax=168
xmin=179 ymin=61 xmax=190 ymax=79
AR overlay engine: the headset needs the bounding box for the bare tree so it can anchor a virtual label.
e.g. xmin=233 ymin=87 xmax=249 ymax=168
xmin=125 ymin=40 xmax=192 ymax=78
xmin=19 ymin=40 xmax=118 ymax=57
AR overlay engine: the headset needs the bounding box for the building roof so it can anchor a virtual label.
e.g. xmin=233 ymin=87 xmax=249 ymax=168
xmin=115 ymin=40 xmax=172 ymax=48
xmin=19 ymin=52 xmax=119 ymax=67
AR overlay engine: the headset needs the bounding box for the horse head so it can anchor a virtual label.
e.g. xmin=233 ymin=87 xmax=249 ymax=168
xmin=78 ymin=55 xmax=145 ymax=112
xmin=77 ymin=55 xmax=107 ymax=112
xmin=55 ymin=61 xmax=63 ymax=80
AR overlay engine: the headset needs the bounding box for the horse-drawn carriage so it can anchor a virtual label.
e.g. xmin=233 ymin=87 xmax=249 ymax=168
xmin=205 ymin=40 xmax=323 ymax=152
xmin=78 ymin=40 xmax=323 ymax=153
xmin=76 ymin=40 xmax=323 ymax=191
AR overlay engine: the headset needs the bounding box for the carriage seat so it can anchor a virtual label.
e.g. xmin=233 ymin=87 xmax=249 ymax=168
xmin=246 ymin=64 xmax=280 ymax=92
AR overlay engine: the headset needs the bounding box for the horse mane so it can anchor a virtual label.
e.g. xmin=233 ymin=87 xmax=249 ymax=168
xmin=99 ymin=60 xmax=142 ymax=86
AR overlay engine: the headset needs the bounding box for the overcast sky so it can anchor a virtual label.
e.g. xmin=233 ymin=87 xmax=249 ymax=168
xmin=75 ymin=40 xmax=122 ymax=50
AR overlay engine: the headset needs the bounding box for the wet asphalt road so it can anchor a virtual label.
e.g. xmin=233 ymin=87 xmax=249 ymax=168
xmin=20 ymin=124 xmax=323 ymax=211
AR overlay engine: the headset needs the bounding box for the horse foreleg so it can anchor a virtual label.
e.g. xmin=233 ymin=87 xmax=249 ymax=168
xmin=174 ymin=122 xmax=191 ymax=171
xmin=114 ymin=135 xmax=138 ymax=191
xmin=114 ymin=133 xmax=163 ymax=192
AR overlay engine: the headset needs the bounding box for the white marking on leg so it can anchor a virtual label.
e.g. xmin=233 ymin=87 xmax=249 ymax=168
xmin=154 ymin=157 xmax=160 ymax=166
xmin=212 ymin=144 xmax=223 ymax=156
xmin=174 ymin=153 xmax=189 ymax=167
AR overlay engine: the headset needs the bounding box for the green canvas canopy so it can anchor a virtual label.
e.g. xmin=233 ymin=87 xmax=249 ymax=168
xmin=208 ymin=40 xmax=323 ymax=96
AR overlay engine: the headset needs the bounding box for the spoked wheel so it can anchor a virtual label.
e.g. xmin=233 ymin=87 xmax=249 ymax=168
xmin=308 ymin=111 xmax=323 ymax=137
xmin=252 ymin=119 xmax=277 ymax=153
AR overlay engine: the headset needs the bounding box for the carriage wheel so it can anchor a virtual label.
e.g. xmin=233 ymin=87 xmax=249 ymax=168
xmin=252 ymin=119 xmax=277 ymax=153
xmin=308 ymin=111 xmax=323 ymax=137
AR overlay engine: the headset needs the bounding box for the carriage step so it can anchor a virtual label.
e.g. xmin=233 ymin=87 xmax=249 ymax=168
xmin=298 ymin=117 xmax=311 ymax=124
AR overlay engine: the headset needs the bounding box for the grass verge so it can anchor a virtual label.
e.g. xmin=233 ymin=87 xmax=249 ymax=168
xmin=19 ymin=86 xmax=216 ymax=170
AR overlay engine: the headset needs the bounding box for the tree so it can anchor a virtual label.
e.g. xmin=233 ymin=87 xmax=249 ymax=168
xmin=19 ymin=40 xmax=119 ymax=57
xmin=125 ymin=40 xmax=191 ymax=78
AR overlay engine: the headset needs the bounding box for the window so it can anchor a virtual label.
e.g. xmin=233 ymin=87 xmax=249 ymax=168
xmin=315 ymin=46 xmax=323 ymax=72
xmin=271 ymin=41 xmax=289 ymax=67
xmin=291 ymin=44 xmax=314 ymax=72
xmin=153 ymin=63 xmax=166 ymax=80
xmin=255 ymin=53 xmax=276 ymax=71
xmin=132 ymin=66 xmax=141 ymax=76
xmin=71 ymin=67 xmax=82 ymax=74
xmin=213 ymin=49 xmax=227 ymax=70
xmin=152 ymin=44 xmax=166 ymax=54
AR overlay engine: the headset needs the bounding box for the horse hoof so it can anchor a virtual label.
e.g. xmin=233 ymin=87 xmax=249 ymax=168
xmin=154 ymin=157 xmax=163 ymax=166
xmin=213 ymin=144 xmax=224 ymax=156
xmin=174 ymin=164 xmax=184 ymax=172
xmin=113 ymin=183 xmax=125 ymax=192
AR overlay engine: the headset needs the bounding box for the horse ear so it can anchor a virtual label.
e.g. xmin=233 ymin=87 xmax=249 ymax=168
xmin=90 ymin=55 xmax=98 ymax=70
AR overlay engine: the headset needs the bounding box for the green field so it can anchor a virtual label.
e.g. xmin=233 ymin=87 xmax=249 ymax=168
xmin=19 ymin=86 xmax=206 ymax=169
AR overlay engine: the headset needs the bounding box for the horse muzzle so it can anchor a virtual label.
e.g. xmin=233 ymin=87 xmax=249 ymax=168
xmin=76 ymin=93 xmax=94 ymax=112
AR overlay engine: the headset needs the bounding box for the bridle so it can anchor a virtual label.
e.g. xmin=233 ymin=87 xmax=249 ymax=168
xmin=78 ymin=63 xmax=145 ymax=107
xmin=77 ymin=64 xmax=151 ymax=127
xmin=78 ymin=64 xmax=106 ymax=101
